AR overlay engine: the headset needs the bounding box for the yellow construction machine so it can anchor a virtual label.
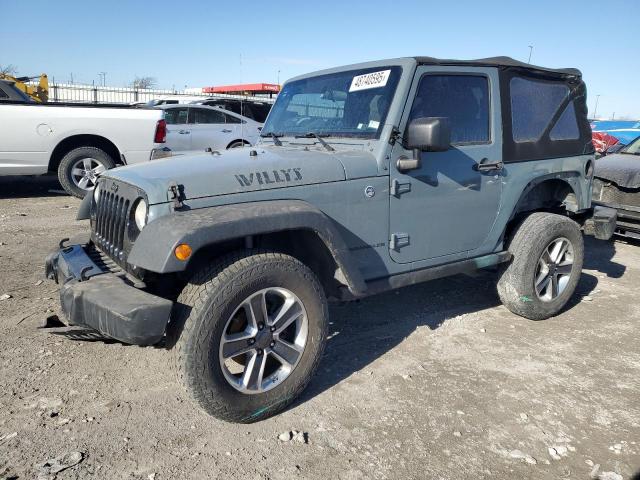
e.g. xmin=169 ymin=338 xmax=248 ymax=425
xmin=0 ymin=73 xmax=49 ymax=102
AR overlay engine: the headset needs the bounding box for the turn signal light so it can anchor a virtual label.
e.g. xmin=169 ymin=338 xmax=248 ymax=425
xmin=174 ymin=243 xmax=192 ymax=261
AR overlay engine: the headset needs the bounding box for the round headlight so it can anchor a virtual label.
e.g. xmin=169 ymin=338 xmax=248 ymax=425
xmin=93 ymin=184 xmax=101 ymax=204
xmin=134 ymin=199 xmax=147 ymax=230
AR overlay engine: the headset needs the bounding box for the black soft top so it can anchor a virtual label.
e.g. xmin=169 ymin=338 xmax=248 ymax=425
xmin=414 ymin=56 xmax=582 ymax=78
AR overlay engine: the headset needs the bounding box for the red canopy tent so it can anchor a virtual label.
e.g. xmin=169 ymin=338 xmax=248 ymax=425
xmin=202 ymin=83 xmax=280 ymax=95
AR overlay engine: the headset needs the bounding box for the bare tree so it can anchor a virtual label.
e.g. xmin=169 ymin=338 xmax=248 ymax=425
xmin=0 ymin=64 xmax=18 ymax=76
xmin=131 ymin=76 xmax=157 ymax=89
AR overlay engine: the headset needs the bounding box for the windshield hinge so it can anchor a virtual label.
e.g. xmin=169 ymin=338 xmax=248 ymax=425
xmin=168 ymin=182 xmax=184 ymax=210
xmin=389 ymin=126 xmax=401 ymax=146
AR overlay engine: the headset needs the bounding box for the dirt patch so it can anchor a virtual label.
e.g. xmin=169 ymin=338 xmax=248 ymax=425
xmin=0 ymin=176 xmax=639 ymax=479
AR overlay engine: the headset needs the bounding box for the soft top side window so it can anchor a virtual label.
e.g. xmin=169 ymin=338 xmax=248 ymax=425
xmin=510 ymin=77 xmax=570 ymax=143
xmin=550 ymin=102 xmax=580 ymax=141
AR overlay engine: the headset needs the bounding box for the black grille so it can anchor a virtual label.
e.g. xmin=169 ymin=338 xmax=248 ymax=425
xmin=94 ymin=189 xmax=130 ymax=260
xmin=594 ymin=179 xmax=640 ymax=208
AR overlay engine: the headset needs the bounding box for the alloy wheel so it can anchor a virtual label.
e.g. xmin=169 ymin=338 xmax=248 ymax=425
xmin=219 ymin=287 xmax=308 ymax=394
xmin=534 ymin=237 xmax=574 ymax=302
xmin=70 ymin=157 xmax=106 ymax=190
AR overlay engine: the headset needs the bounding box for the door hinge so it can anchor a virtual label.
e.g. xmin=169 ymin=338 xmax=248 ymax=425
xmin=388 ymin=126 xmax=401 ymax=145
xmin=390 ymin=233 xmax=410 ymax=251
xmin=390 ymin=178 xmax=412 ymax=197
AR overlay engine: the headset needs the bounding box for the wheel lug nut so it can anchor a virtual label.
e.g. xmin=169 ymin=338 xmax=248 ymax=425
xmin=258 ymin=323 xmax=264 ymax=330
xmin=248 ymin=339 xmax=255 ymax=345
xmin=270 ymin=341 xmax=275 ymax=347
xmin=257 ymin=349 xmax=263 ymax=355
xmin=270 ymin=326 xmax=276 ymax=332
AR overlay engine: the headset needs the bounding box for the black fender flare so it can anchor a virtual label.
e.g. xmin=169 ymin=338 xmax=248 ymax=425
xmin=127 ymin=200 xmax=367 ymax=295
xmin=509 ymin=171 xmax=585 ymax=221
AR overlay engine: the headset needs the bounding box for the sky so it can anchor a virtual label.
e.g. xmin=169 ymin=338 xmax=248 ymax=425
xmin=1 ymin=0 xmax=638 ymax=119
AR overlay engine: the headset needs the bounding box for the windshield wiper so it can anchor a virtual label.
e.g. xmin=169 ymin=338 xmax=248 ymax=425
xmin=259 ymin=132 xmax=283 ymax=146
xmin=294 ymin=132 xmax=335 ymax=152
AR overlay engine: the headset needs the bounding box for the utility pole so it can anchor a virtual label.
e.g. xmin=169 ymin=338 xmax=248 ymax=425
xmin=593 ymin=94 xmax=601 ymax=120
xmin=277 ymin=69 xmax=281 ymax=86
xmin=98 ymin=72 xmax=107 ymax=86
xmin=527 ymin=45 xmax=533 ymax=64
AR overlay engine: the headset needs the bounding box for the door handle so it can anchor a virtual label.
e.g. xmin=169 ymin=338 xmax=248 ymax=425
xmin=178 ymin=130 xmax=190 ymax=134
xmin=474 ymin=159 xmax=504 ymax=172
xmin=221 ymin=129 xmax=232 ymax=133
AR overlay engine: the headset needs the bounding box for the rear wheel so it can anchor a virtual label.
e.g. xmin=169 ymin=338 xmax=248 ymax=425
xmin=497 ymin=212 xmax=584 ymax=320
xmin=58 ymin=146 xmax=116 ymax=198
xmin=170 ymin=251 xmax=328 ymax=423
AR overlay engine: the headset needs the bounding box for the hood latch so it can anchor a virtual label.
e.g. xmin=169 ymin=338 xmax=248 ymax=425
xmin=168 ymin=181 xmax=184 ymax=210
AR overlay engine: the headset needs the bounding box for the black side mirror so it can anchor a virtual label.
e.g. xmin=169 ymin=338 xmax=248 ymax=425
xmin=396 ymin=117 xmax=452 ymax=173
xmin=405 ymin=117 xmax=451 ymax=152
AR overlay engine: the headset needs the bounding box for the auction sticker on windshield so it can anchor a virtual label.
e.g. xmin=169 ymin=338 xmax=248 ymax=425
xmin=349 ymin=70 xmax=391 ymax=92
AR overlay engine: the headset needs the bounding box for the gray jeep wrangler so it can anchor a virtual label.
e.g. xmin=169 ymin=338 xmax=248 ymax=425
xmin=45 ymin=56 xmax=616 ymax=422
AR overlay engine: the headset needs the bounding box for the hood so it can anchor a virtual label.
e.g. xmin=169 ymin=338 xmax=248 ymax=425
xmin=104 ymin=146 xmax=348 ymax=204
xmin=594 ymin=153 xmax=640 ymax=189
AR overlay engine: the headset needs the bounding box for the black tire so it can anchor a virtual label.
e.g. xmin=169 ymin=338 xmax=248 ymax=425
xmin=227 ymin=140 xmax=246 ymax=149
xmin=57 ymin=146 xmax=116 ymax=198
xmin=170 ymin=250 xmax=328 ymax=423
xmin=497 ymin=212 xmax=584 ymax=320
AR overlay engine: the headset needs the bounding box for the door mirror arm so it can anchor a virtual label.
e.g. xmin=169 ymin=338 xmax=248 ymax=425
xmin=396 ymin=149 xmax=422 ymax=173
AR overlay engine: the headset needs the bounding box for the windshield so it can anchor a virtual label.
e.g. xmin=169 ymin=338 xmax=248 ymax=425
xmin=262 ymin=66 xmax=402 ymax=139
xmin=621 ymin=136 xmax=640 ymax=155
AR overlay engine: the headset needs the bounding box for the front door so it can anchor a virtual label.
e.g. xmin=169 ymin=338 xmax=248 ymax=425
xmin=389 ymin=66 xmax=503 ymax=264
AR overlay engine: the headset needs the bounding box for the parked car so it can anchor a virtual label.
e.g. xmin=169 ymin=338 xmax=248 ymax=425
xmin=145 ymin=95 xmax=206 ymax=107
xmin=158 ymin=104 xmax=262 ymax=153
xmin=194 ymin=98 xmax=273 ymax=123
xmin=0 ymin=79 xmax=168 ymax=197
xmin=46 ymin=56 xmax=614 ymax=423
xmin=593 ymin=135 xmax=640 ymax=239
xmin=591 ymin=120 xmax=640 ymax=146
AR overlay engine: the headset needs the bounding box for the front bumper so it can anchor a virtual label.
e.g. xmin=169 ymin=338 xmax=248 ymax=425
xmin=582 ymin=205 xmax=617 ymax=241
xmin=45 ymin=243 xmax=172 ymax=345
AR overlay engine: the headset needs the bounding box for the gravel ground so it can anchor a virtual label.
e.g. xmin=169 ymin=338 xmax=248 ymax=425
xmin=1 ymin=176 xmax=639 ymax=480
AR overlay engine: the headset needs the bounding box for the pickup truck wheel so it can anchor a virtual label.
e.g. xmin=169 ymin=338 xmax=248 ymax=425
xmin=227 ymin=140 xmax=246 ymax=149
xmin=497 ymin=213 xmax=584 ymax=320
xmin=58 ymin=146 xmax=116 ymax=198
xmin=170 ymin=251 xmax=328 ymax=423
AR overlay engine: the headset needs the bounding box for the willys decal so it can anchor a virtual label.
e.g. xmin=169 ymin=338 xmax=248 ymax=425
xmin=235 ymin=168 xmax=303 ymax=187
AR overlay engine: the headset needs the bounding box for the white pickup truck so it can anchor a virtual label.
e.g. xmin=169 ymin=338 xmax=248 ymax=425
xmin=0 ymin=79 xmax=168 ymax=197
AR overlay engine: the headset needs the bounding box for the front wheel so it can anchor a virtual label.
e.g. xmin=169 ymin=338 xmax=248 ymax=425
xmin=497 ymin=212 xmax=584 ymax=320
xmin=170 ymin=251 xmax=328 ymax=423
